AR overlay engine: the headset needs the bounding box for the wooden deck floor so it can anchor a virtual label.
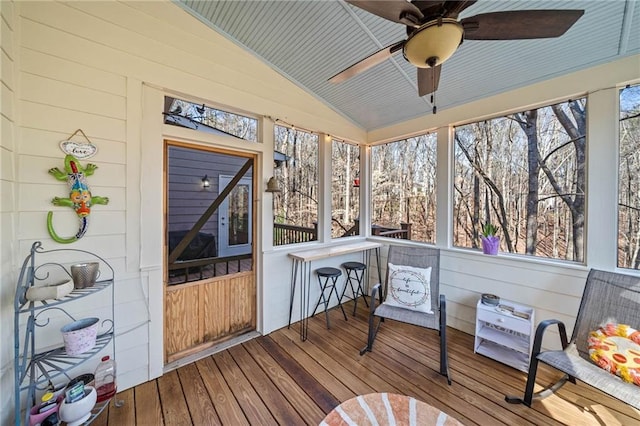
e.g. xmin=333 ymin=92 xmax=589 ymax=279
xmin=93 ymin=302 xmax=639 ymax=425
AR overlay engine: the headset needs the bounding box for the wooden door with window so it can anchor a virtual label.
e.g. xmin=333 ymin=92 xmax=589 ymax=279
xmin=164 ymin=142 xmax=256 ymax=363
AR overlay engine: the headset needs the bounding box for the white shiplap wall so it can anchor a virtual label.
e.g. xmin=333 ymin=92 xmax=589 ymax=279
xmin=0 ymin=0 xmax=16 ymax=422
xmin=2 ymin=1 xmax=364 ymax=424
xmin=261 ymin=239 xmax=588 ymax=354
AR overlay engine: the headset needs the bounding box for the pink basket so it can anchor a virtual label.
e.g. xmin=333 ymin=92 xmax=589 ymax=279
xmin=61 ymin=317 xmax=99 ymax=355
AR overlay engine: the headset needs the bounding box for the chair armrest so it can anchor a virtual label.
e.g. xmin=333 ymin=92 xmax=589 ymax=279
xmin=531 ymin=319 xmax=570 ymax=358
xmin=439 ymin=294 xmax=447 ymax=327
xmin=370 ymin=283 xmax=382 ymax=305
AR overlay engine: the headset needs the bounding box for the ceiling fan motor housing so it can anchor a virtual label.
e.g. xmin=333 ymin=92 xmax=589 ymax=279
xmin=403 ymin=18 xmax=463 ymax=68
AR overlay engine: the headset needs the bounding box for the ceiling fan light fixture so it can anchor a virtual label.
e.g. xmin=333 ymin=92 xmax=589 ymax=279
xmin=403 ymin=18 xmax=463 ymax=68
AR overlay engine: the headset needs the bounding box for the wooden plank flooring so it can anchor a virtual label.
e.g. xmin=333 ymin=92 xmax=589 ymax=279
xmin=95 ymin=302 xmax=640 ymax=425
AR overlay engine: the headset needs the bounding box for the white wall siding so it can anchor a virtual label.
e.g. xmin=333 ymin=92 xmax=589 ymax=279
xmin=261 ymin=237 xmax=587 ymax=353
xmin=18 ymin=1 xmax=364 ymax=142
xmin=261 ymin=246 xmax=369 ymax=335
xmin=13 ymin=0 xmax=132 ymax=400
xmin=359 ymin=243 xmax=587 ymax=353
xmin=440 ymin=249 xmax=588 ymax=351
xmin=3 ymin=1 xmax=363 ymax=417
xmin=0 ymin=0 xmax=16 ymax=423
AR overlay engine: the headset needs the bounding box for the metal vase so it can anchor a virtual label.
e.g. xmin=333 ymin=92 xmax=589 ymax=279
xmin=70 ymin=262 xmax=100 ymax=289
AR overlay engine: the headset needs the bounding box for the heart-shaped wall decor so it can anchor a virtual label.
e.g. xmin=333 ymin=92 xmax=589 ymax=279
xmin=60 ymin=140 xmax=98 ymax=159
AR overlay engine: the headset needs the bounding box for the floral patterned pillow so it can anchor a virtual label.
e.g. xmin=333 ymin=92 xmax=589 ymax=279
xmin=383 ymin=263 xmax=433 ymax=314
xmin=587 ymin=323 xmax=640 ymax=386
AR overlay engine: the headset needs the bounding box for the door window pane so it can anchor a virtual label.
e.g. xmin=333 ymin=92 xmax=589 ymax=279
xmin=228 ymin=184 xmax=249 ymax=246
xmin=166 ymin=145 xmax=253 ymax=284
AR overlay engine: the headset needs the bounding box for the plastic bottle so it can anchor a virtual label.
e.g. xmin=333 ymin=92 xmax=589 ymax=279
xmin=37 ymin=391 xmax=57 ymax=414
xmin=94 ymin=355 xmax=117 ymax=403
xmin=41 ymin=411 xmax=59 ymax=426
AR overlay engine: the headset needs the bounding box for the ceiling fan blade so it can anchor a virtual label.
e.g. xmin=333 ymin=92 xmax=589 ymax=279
xmin=461 ymin=10 xmax=584 ymax=40
xmin=345 ymin=0 xmax=423 ymax=27
xmin=329 ymin=41 xmax=404 ymax=84
xmin=417 ymin=65 xmax=441 ymax=97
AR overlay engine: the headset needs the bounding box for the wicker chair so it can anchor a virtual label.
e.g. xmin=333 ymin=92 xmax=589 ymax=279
xmin=506 ymin=269 xmax=640 ymax=409
xmin=359 ymin=245 xmax=451 ymax=384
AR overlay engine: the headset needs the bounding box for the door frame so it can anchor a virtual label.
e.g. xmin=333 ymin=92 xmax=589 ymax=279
xmin=163 ymin=140 xmax=258 ymax=364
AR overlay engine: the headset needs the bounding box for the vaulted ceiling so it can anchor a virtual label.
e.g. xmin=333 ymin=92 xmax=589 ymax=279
xmin=177 ymin=1 xmax=640 ymax=131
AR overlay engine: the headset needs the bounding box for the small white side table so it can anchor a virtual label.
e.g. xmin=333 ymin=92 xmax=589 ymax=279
xmin=474 ymin=298 xmax=535 ymax=372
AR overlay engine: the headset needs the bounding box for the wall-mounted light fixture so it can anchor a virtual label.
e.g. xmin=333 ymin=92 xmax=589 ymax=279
xmin=265 ymin=176 xmax=281 ymax=193
xmin=201 ymin=175 xmax=210 ymax=189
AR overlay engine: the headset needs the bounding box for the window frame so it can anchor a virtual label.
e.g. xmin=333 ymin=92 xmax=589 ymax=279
xmin=272 ymin=124 xmax=320 ymax=246
xmin=164 ymin=96 xmax=260 ymax=143
xmin=331 ymin=139 xmax=361 ymax=239
xmin=369 ymin=132 xmax=438 ymax=244
xmin=617 ymin=83 xmax=640 ymax=271
xmin=450 ymin=95 xmax=588 ymax=263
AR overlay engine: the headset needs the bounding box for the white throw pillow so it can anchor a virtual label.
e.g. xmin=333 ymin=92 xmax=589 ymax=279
xmin=383 ymin=263 xmax=433 ymax=314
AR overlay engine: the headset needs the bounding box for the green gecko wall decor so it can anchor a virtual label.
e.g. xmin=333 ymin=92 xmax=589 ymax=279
xmin=47 ymin=154 xmax=109 ymax=244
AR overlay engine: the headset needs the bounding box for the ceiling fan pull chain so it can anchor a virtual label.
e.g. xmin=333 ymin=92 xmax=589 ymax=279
xmin=431 ymin=83 xmax=437 ymax=114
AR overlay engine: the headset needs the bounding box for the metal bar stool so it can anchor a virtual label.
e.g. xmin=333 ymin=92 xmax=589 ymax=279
xmin=340 ymin=261 xmax=369 ymax=315
xmin=312 ymin=267 xmax=347 ymax=329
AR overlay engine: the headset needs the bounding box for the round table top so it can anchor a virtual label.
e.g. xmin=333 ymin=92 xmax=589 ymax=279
xmin=320 ymin=393 xmax=464 ymax=426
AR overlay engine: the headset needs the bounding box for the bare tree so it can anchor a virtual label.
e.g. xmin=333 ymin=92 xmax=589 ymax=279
xmin=453 ymin=98 xmax=586 ymax=261
xmin=513 ymin=110 xmax=540 ymax=255
xmin=547 ymin=100 xmax=586 ymax=262
xmin=618 ymin=85 xmax=640 ymax=269
xmin=455 ymin=132 xmax=515 ymax=252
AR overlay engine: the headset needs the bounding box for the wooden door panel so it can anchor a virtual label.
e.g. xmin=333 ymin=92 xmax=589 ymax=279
xmin=166 ymin=272 xmax=256 ymax=362
xmin=202 ymin=279 xmax=230 ymax=341
xmin=201 ymin=272 xmax=255 ymax=337
xmin=165 ymin=285 xmax=201 ymax=355
xmin=228 ymin=273 xmax=255 ymax=332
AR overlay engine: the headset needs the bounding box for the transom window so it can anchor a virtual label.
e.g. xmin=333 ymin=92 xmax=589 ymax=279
xmin=164 ymin=96 xmax=258 ymax=142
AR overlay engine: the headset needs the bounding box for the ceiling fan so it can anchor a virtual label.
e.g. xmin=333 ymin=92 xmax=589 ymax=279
xmin=329 ymin=0 xmax=584 ymax=108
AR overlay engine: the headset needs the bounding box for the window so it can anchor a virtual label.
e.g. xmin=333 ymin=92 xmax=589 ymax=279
xmin=453 ymin=98 xmax=587 ymax=262
xmin=331 ymin=140 xmax=360 ymax=238
xmin=164 ymin=96 xmax=258 ymax=142
xmin=371 ymin=134 xmax=437 ymax=243
xmin=618 ymin=84 xmax=640 ymax=270
xmin=273 ymin=125 xmax=319 ymax=245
